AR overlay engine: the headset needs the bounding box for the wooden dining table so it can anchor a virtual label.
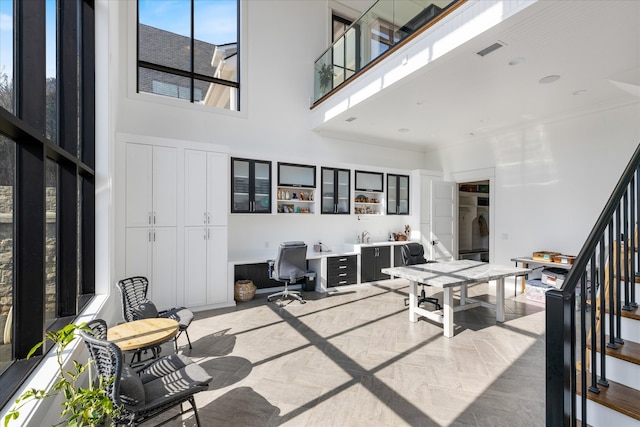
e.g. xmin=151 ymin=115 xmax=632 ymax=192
xmin=107 ymin=318 xmax=179 ymax=352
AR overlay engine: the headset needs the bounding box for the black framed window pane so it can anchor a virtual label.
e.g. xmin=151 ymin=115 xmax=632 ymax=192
xmin=45 ymin=159 xmax=58 ymax=327
xmin=278 ymin=163 xmax=315 ymax=188
xmin=194 ymin=0 xmax=238 ymax=82
xmin=0 ymin=1 xmax=14 ymax=114
xmin=0 ymin=136 xmax=15 ymax=376
xmin=138 ymin=7 xmax=190 ymax=73
xmin=398 ymin=175 xmax=409 ymax=214
xmin=198 ymin=80 xmax=238 ymax=108
xmin=387 ymin=178 xmax=397 ymax=214
xmin=139 ymin=67 xmax=193 ymax=101
xmin=45 ymin=0 xmax=57 ymax=144
xmin=253 ymin=161 xmax=271 ymax=213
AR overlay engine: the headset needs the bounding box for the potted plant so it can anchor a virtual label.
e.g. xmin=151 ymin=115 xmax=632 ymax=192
xmin=318 ymin=63 xmax=334 ymax=92
xmin=3 ymin=323 xmax=119 ymax=427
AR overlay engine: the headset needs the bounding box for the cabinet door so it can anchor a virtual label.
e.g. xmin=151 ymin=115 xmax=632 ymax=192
xmin=321 ymin=168 xmax=335 ymax=214
xmin=184 ymin=227 xmax=208 ymax=307
xmin=376 ymin=246 xmax=391 ymax=280
xmin=387 ymin=174 xmax=409 ymax=215
xmin=231 ymin=158 xmax=251 ymax=213
xmin=150 ymin=227 xmax=177 ymax=311
xmin=252 ymin=160 xmax=271 ymax=213
xmin=184 ymin=150 xmax=208 ymax=226
xmin=206 ymin=227 xmax=228 ymax=304
xmin=360 ymin=247 xmax=376 ymax=283
xmin=207 ymin=152 xmax=228 ymax=226
xmin=152 ymin=147 xmax=177 ymax=226
xmin=336 ymin=169 xmax=350 ymax=214
xmin=125 ymin=227 xmax=152 ymax=280
xmin=126 ymin=144 xmax=153 ymax=227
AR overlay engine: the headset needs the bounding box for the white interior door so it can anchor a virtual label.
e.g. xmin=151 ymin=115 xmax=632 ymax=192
xmin=430 ymin=181 xmax=457 ymax=262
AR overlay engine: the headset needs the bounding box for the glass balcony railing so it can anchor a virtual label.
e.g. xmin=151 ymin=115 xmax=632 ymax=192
xmin=313 ymin=0 xmax=460 ymax=104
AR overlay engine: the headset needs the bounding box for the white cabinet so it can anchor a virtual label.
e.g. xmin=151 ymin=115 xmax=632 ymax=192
xmin=126 ymin=143 xmax=177 ymax=227
xmin=124 ymin=143 xmax=178 ymax=310
xmin=184 ymin=149 xmax=229 ymax=307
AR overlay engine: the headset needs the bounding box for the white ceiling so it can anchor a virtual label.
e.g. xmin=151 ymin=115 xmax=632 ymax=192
xmin=317 ymin=0 xmax=640 ymax=152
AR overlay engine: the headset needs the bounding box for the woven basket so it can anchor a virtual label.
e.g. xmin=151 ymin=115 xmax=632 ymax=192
xmin=234 ymin=280 xmax=256 ymax=302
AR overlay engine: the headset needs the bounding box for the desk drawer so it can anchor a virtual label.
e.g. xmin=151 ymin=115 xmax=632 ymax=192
xmin=327 ymin=255 xmax=357 ymax=287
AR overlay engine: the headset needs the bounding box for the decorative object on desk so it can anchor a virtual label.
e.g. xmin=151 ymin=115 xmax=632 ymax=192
xmin=532 ymin=250 xmax=561 ymax=262
xmin=3 ymin=322 xmax=119 ymax=427
xmin=553 ymin=254 xmax=576 ymax=265
xmin=404 ymin=224 xmax=411 ymax=237
xmin=395 ymin=232 xmax=407 ymax=241
xmin=234 ymin=279 xmax=256 ymax=302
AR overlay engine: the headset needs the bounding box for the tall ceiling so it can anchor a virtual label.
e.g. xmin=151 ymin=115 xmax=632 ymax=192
xmin=317 ymin=0 xmax=640 ymax=152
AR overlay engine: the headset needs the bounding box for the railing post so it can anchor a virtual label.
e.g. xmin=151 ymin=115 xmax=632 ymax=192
xmin=546 ymin=288 xmax=576 ymax=427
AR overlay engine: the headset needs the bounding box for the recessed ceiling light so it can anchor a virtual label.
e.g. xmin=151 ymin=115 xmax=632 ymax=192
xmin=572 ymin=89 xmax=588 ymax=96
xmin=539 ymin=75 xmax=561 ymax=84
xmin=508 ymin=57 xmax=525 ymax=66
xmin=345 ymin=117 xmax=357 ymax=122
xmin=398 ymin=128 xmax=409 ymax=133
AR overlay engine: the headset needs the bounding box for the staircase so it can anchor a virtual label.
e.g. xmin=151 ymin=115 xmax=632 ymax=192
xmin=546 ymin=143 xmax=640 ymax=427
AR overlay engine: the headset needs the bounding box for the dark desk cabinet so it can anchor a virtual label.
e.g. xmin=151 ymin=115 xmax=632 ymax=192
xmin=327 ymin=255 xmax=357 ymax=287
xmin=361 ymin=246 xmax=391 ymax=283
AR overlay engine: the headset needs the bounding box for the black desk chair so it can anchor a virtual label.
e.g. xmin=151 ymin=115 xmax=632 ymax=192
xmin=267 ymin=241 xmax=307 ymax=304
xmin=402 ymin=243 xmax=442 ymax=310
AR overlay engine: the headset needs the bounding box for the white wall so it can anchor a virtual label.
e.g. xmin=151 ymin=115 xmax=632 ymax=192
xmin=107 ymin=0 xmax=428 ymax=267
xmin=435 ymin=102 xmax=640 ymax=265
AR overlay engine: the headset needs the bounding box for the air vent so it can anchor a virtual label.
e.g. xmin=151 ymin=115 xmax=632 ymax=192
xmin=476 ymin=41 xmax=505 ymax=57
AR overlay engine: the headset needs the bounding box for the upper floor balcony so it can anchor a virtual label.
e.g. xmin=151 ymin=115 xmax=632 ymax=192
xmin=312 ymin=0 xmax=462 ymax=105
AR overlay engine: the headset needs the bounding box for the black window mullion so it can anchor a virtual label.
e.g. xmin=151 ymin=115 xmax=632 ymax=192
xmin=80 ymin=175 xmax=95 ymax=299
xmin=58 ymin=164 xmax=78 ymax=317
xmin=190 ymin=0 xmax=195 ymax=102
xmin=81 ymin=0 xmax=95 ymax=169
xmin=58 ymin=0 xmax=79 ymax=155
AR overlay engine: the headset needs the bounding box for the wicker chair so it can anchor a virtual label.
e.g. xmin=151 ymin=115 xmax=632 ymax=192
xmin=116 ymin=276 xmax=193 ymax=350
xmin=80 ymin=319 xmax=212 ymax=426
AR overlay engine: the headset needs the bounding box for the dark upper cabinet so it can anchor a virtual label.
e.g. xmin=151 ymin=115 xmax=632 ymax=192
xmin=387 ymin=174 xmax=409 ymax=215
xmin=321 ymin=167 xmax=350 ymax=214
xmin=231 ymin=157 xmax=272 ymax=213
xmin=277 ymin=162 xmax=316 ymax=188
xmin=354 ymin=170 xmax=383 ymax=192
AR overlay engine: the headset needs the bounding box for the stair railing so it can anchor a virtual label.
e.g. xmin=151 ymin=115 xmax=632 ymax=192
xmin=546 ymin=142 xmax=640 ymax=426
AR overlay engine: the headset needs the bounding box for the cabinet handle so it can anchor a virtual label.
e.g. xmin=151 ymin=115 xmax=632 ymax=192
xmin=148 ymin=212 xmax=152 ymax=225
xmin=204 ymin=212 xmax=207 ymax=224
xmin=148 ymin=230 xmax=151 ymax=242
xmin=339 ymin=265 xmax=347 ymax=269
xmin=339 ymin=280 xmax=347 ymax=285
xmin=203 ymin=228 xmax=207 ymax=240
xmin=338 ymin=258 xmax=347 ymax=261
xmin=207 ymin=212 xmax=211 ymax=224
xmin=153 ymin=230 xmax=156 ymax=242
xmin=153 ymin=212 xmax=156 ymax=224
xmin=339 ymin=273 xmax=347 ymax=277
xmin=207 ymin=228 xmax=210 ymax=240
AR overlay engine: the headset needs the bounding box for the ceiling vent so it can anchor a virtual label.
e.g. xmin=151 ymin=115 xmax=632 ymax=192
xmin=476 ymin=41 xmax=505 ymax=57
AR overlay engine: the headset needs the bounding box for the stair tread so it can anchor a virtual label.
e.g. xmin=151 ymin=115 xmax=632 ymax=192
xmin=603 ymin=305 xmax=640 ymax=321
xmin=577 ymin=374 xmax=640 ymax=421
xmin=588 ymin=336 xmax=640 ymax=365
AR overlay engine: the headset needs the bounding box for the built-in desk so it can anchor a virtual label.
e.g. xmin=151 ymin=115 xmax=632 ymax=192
xmin=511 ymin=256 xmax=572 ymax=294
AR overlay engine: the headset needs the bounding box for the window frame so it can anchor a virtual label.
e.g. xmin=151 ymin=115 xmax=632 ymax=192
xmin=0 ymin=0 xmax=95 ymax=408
xmin=135 ymin=0 xmax=241 ymax=110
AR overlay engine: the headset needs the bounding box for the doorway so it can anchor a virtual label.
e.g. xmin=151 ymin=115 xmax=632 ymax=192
xmin=458 ymin=180 xmax=490 ymax=262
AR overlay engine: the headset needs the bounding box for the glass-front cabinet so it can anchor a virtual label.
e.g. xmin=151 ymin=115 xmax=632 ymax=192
xmin=354 ymin=170 xmax=384 ymax=215
xmin=231 ymin=157 xmax=272 ymax=213
xmin=321 ymin=167 xmax=350 ymax=214
xmin=277 ymin=162 xmax=316 ymax=214
xmin=387 ymin=174 xmax=409 ymax=215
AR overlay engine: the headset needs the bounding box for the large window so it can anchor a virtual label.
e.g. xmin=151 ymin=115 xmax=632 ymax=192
xmin=137 ymin=0 xmax=239 ymax=110
xmin=0 ymin=0 xmax=95 ymax=408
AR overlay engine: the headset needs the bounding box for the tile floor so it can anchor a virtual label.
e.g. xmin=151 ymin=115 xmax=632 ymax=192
xmin=149 ymin=279 xmax=546 ymax=427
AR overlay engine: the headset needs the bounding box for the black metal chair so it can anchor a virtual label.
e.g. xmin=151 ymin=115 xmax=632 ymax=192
xmin=79 ymin=319 xmax=212 ymax=427
xmin=401 ymin=243 xmax=442 ymax=310
xmin=267 ymin=241 xmax=308 ymax=304
xmin=116 ymin=276 xmax=193 ymax=350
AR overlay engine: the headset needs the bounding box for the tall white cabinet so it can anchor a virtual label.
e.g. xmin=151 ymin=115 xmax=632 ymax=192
xmin=124 ymin=143 xmax=177 ymax=310
xmin=122 ymin=139 xmax=231 ymax=312
xmin=184 ymin=150 xmax=229 ymax=307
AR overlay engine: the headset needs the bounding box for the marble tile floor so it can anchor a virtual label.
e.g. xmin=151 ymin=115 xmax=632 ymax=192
xmin=145 ymin=280 xmax=546 ymax=427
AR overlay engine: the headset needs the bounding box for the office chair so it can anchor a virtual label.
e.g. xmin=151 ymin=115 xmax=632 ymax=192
xmin=401 ymin=243 xmax=442 ymax=310
xmin=117 ymin=276 xmax=193 ymax=351
xmin=267 ymin=241 xmax=308 ymax=304
xmin=80 ymin=319 xmax=212 ymax=427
